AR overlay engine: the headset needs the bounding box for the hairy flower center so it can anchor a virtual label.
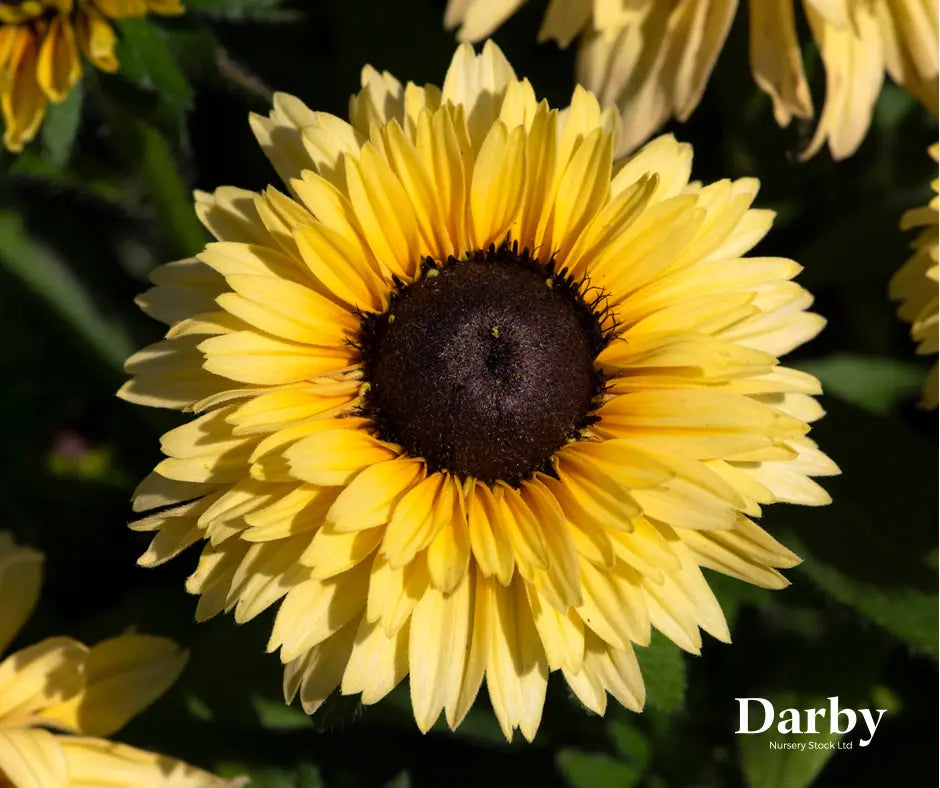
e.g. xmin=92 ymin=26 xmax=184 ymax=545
xmin=361 ymin=245 xmax=609 ymax=484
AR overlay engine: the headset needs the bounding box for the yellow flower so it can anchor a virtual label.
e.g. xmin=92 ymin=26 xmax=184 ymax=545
xmin=121 ymin=42 xmax=837 ymax=740
xmin=445 ymin=0 xmax=939 ymax=159
xmin=0 ymin=0 xmax=184 ymax=151
xmin=0 ymin=532 xmax=239 ymax=787
xmin=890 ymin=143 xmax=939 ymax=408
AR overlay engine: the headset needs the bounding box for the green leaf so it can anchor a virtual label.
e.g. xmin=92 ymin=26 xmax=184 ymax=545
xmin=221 ymin=764 xmax=324 ymax=788
xmin=41 ymin=81 xmax=84 ymax=166
xmin=184 ymin=0 xmax=298 ymax=20
xmin=134 ymin=120 xmax=208 ymax=256
xmin=9 ymin=151 xmax=123 ymax=202
xmin=557 ymin=751 xmax=642 ymax=788
xmin=791 ymin=535 xmax=938 ymax=657
xmin=776 ymin=397 xmax=938 ymax=656
xmin=382 ymin=772 xmax=411 ymax=788
xmin=738 ymin=695 xmax=843 ymax=788
xmin=250 ymin=695 xmax=314 ymax=731
xmin=608 ymin=721 xmax=650 ymax=772
xmin=634 ymin=631 xmax=686 ymax=712
xmin=0 ymin=211 xmax=134 ymax=371
xmin=115 ymin=18 xmax=193 ymax=108
xmin=797 ymin=354 xmax=925 ymax=415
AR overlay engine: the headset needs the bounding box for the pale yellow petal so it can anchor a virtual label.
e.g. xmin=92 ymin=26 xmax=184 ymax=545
xmin=0 ymin=728 xmax=68 ymax=788
xmin=58 ymin=736 xmax=240 ymax=788
xmin=38 ymin=635 xmax=187 ymax=737
xmin=0 ymin=533 xmax=43 ymax=655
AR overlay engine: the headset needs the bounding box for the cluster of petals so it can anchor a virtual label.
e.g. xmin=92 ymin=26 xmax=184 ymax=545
xmin=445 ymin=0 xmax=939 ymax=159
xmin=120 ymin=42 xmax=837 ymax=739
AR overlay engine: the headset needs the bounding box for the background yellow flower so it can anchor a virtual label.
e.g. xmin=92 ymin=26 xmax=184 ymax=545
xmin=445 ymin=0 xmax=939 ymax=159
xmin=0 ymin=531 xmax=241 ymax=787
xmin=0 ymin=0 xmax=183 ymax=151
xmin=890 ymin=144 xmax=939 ymax=408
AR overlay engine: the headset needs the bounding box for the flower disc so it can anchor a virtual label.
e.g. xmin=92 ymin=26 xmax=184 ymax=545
xmin=363 ymin=246 xmax=606 ymax=483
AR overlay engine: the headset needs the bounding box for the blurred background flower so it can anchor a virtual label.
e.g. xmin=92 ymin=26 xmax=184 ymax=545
xmin=890 ymin=143 xmax=938 ymax=408
xmin=0 ymin=532 xmax=240 ymax=787
xmin=0 ymin=0 xmax=184 ymax=151
xmin=445 ymin=0 xmax=939 ymax=158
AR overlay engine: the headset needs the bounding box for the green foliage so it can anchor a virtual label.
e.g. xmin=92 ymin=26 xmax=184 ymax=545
xmin=41 ymin=82 xmax=84 ymax=167
xmin=185 ymin=0 xmax=297 ymax=21
xmin=635 ymin=632 xmax=687 ymax=713
xmin=557 ymin=751 xmax=642 ymax=788
xmin=0 ymin=211 xmax=134 ymax=371
xmin=739 ymin=722 xmax=840 ymax=788
xmin=797 ymin=354 xmax=925 ymax=415
xmin=115 ymin=18 xmax=194 ymax=109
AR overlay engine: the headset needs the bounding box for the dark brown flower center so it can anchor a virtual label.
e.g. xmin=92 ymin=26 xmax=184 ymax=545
xmin=360 ymin=244 xmax=610 ymax=485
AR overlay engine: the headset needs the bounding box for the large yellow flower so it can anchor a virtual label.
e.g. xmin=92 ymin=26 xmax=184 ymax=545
xmin=890 ymin=144 xmax=938 ymax=408
xmin=0 ymin=0 xmax=184 ymax=151
xmin=0 ymin=532 xmax=238 ymax=787
xmin=121 ymin=42 xmax=837 ymax=740
xmin=445 ymin=0 xmax=939 ymax=159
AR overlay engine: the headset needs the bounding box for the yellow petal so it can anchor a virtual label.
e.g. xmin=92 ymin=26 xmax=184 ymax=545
xmin=408 ymin=569 xmax=472 ymax=732
xmin=366 ymin=553 xmax=429 ymax=636
xmin=0 ymin=532 xmax=43 ymax=654
xmin=36 ymin=15 xmax=81 ymax=102
xmin=249 ymin=92 xmax=320 ymax=188
xmin=426 ymin=502 xmax=471 ymax=594
xmin=382 ymin=473 xmax=452 ymax=568
xmin=58 ymin=736 xmax=240 ymax=788
xmin=748 ymin=0 xmax=813 ymax=125
xmin=802 ymin=2 xmax=884 ymax=160
xmin=415 ymin=105 xmax=472 ymax=253
xmin=341 ymin=615 xmax=409 ymax=704
xmin=466 ymin=481 xmax=514 ymax=585
xmin=576 ymin=560 xmax=650 ymax=650
xmin=0 ymin=728 xmax=68 ymax=788
xmin=268 ymin=562 xmax=370 ymax=662
xmin=441 ymin=40 xmax=517 ymax=150
xmin=217 ymin=273 xmax=357 ymax=347
xmin=199 ymin=330 xmax=357 ymax=385
xmin=526 ymin=584 xmax=585 ymax=673
xmin=481 ymin=576 xmax=547 ymax=741
xmin=38 ymin=635 xmax=187 ymax=737
xmin=282 ymin=619 xmax=357 ymax=715
xmin=327 ymin=458 xmax=426 ymax=532
xmin=286 ymin=427 xmax=399 ymax=487
xmin=469 ymin=120 xmax=526 ymax=248
xmin=344 ymin=143 xmax=420 ymax=279
xmin=2 ymin=29 xmax=47 ymax=152
xmin=294 ymin=221 xmax=388 ymax=312
xmin=0 ymin=637 xmax=86 ymax=724
xmin=301 ymin=525 xmax=384 ymax=580
xmin=194 ymin=187 xmax=270 ymax=245
xmin=75 ymin=5 xmax=118 ymax=72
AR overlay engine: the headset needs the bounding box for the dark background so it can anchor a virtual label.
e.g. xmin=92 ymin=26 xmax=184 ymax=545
xmin=0 ymin=1 xmax=936 ymax=786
